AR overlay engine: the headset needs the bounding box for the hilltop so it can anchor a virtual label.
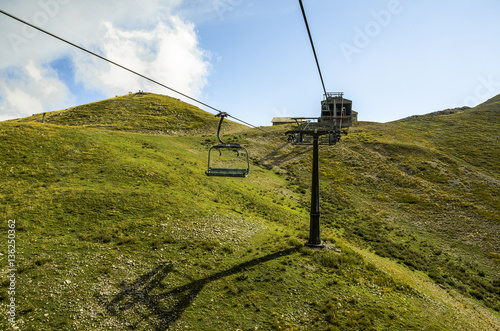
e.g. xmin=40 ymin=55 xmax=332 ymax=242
xmin=0 ymin=93 xmax=499 ymax=330
xmin=18 ymin=92 xmax=245 ymax=135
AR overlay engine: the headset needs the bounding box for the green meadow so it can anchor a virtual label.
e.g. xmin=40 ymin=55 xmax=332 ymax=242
xmin=1 ymin=92 xmax=499 ymax=330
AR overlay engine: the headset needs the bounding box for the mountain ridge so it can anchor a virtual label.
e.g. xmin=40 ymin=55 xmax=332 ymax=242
xmin=17 ymin=92 xmax=246 ymax=135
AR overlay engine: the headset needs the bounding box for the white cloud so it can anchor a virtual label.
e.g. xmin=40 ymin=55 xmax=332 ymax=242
xmin=73 ymin=17 xmax=210 ymax=99
xmin=0 ymin=87 xmax=44 ymax=121
xmin=0 ymin=0 xmax=212 ymax=121
xmin=0 ymin=60 xmax=74 ymax=120
xmin=24 ymin=61 xmax=44 ymax=82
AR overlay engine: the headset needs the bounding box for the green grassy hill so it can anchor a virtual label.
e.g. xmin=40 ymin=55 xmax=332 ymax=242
xmin=18 ymin=92 xmax=245 ymax=134
xmin=1 ymin=93 xmax=499 ymax=330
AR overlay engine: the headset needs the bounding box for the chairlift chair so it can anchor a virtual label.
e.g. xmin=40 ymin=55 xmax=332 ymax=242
xmin=206 ymin=112 xmax=250 ymax=177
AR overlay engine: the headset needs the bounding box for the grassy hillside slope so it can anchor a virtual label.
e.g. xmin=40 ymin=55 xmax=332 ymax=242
xmin=0 ymin=93 xmax=499 ymax=330
xmin=18 ymin=92 xmax=245 ymax=135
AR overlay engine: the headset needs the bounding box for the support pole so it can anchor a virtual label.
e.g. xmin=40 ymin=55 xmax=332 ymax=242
xmin=306 ymin=132 xmax=324 ymax=248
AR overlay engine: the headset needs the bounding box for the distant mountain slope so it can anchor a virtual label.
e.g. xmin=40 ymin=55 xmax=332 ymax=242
xmin=481 ymin=93 xmax=500 ymax=106
xmin=17 ymin=92 xmax=245 ymax=134
xmin=310 ymin=101 xmax=500 ymax=254
xmin=395 ymin=100 xmax=499 ymax=176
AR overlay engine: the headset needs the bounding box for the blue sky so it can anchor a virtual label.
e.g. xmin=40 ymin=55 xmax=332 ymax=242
xmin=1 ymin=0 xmax=499 ymax=126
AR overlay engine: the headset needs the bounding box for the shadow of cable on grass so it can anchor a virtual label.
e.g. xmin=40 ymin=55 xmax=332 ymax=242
xmin=97 ymin=247 xmax=300 ymax=330
xmin=260 ymin=143 xmax=311 ymax=167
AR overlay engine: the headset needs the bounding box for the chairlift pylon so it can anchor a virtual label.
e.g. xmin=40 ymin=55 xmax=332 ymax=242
xmin=205 ymin=112 xmax=250 ymax=177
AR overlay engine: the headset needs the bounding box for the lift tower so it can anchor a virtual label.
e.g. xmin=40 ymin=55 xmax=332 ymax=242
xmin=287 ymin=93 xmax=352 ymax=247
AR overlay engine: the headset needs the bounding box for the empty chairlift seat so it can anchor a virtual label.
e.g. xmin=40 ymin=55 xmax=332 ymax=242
xmin=206 ymin=143 xmax=249 ymax=177
xmin=205 ymin=112 xmax=250 ymax=178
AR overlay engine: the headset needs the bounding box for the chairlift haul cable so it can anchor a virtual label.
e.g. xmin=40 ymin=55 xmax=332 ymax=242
xmin=298 ymin=0 xmax=328 ymax=97
xmin=1 ymin=9 xmax=308 ymax=146
xmin=1 ymin=7 xmax=334 ymax=180
xmin=0 ymin=9 xmax=222 ymax=114
xmin=0 ymin=9 xmax=276 ymax=134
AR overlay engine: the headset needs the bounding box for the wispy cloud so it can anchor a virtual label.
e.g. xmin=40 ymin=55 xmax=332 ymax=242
xmin=0 ymin=60 xmax=73 ymax=120
xmin=72 ymin=18 xmax=211 ymax=99
xmin=0 ymin=0 xmax=212 ymax=120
